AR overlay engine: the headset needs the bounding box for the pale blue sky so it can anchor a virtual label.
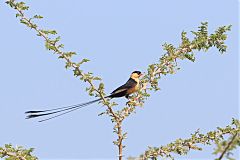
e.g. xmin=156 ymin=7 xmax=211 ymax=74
xmin=0 ymin=0 xmax=239 ymax=159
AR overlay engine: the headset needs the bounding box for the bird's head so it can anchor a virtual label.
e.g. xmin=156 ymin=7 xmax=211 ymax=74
xmin=130 ymin=71 xmax=142 ymax=79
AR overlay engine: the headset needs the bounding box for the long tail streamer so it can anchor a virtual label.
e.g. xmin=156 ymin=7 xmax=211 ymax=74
xmin=25 ymin=98 xmax=101 ymax=122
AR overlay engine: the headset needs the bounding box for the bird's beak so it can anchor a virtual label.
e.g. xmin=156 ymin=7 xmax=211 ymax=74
xmin=139 ymin=73 xmax=143 ymax=77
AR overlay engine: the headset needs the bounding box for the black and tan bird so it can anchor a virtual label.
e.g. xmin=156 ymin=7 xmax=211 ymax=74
xmin=25 ymin=71 xmax=142 ymax=122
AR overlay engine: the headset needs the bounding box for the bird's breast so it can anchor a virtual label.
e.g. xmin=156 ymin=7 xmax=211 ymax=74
xmin=127 ymin=83 xmax=139 ymax=95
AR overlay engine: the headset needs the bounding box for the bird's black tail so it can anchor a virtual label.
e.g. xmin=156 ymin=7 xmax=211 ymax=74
xmin=25 ymin=97 xmax=106 ymax=122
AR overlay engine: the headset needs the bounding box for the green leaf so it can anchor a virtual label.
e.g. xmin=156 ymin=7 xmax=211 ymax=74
xmin=93 ymin=77 xmax=102 ymax=81
xmin=20 ymin=19 xmax=29 ymax=26
xmin=98 ymin=83 xmax=104 ymax=90
xmin=65 ymin=52 xmax=76 ymax=58
xmin=184 ymin=53 xmax=195 ymax=62
xmin=15 ymin=13 xmax=21 ymax=18
xmin=78 ymin=58 xmax=90 ymax=66
xmin=65 ymin=61 xmax=72 ymax=69
xmin=33 ymin=15 xmax=43 ymax=19
xmin=73 ymin=68 xmax=80 ymax=76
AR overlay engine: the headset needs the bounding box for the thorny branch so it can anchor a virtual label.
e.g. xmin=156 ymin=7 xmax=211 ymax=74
xmin=136 ymin=119 xmax=240 ymax=160
xmin=217 ymin=133 xmax=238 ymax=160
xmin=0 ymin=144 xmax=37 ymax=160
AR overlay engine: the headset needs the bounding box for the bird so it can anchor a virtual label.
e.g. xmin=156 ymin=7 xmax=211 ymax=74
xmin=25 ymin=71 xmax=142 ymax=122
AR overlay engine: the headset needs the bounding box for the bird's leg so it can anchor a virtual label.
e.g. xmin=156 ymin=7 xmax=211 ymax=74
xmin=125 ymin=95 xmax=139 ymax=106
xmin=133 ymin=96 xmax=139 ymax=101
xmin=125 ymin=95 xmax=131 ymax=106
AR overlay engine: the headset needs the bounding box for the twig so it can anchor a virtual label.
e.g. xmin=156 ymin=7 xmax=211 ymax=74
xmin=218 ymin=133 xmax=238 ymax=160
xmin=1 ymin=149 xmax=27 ymax=160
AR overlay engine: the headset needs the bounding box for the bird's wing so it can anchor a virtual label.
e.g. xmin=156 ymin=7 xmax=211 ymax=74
xmin=111 ymin=78 xmax=137 ymax=95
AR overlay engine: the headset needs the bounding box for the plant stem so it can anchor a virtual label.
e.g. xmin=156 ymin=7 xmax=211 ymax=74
xmin=218 ymin=133 xmax=238 ymax=160
xmin=118 ymin=121 xmax=123 ymax=160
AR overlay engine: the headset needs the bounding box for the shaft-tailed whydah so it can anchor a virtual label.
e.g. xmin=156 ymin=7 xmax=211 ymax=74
xmin=25 ymin=71 xmax=142 ymax=122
